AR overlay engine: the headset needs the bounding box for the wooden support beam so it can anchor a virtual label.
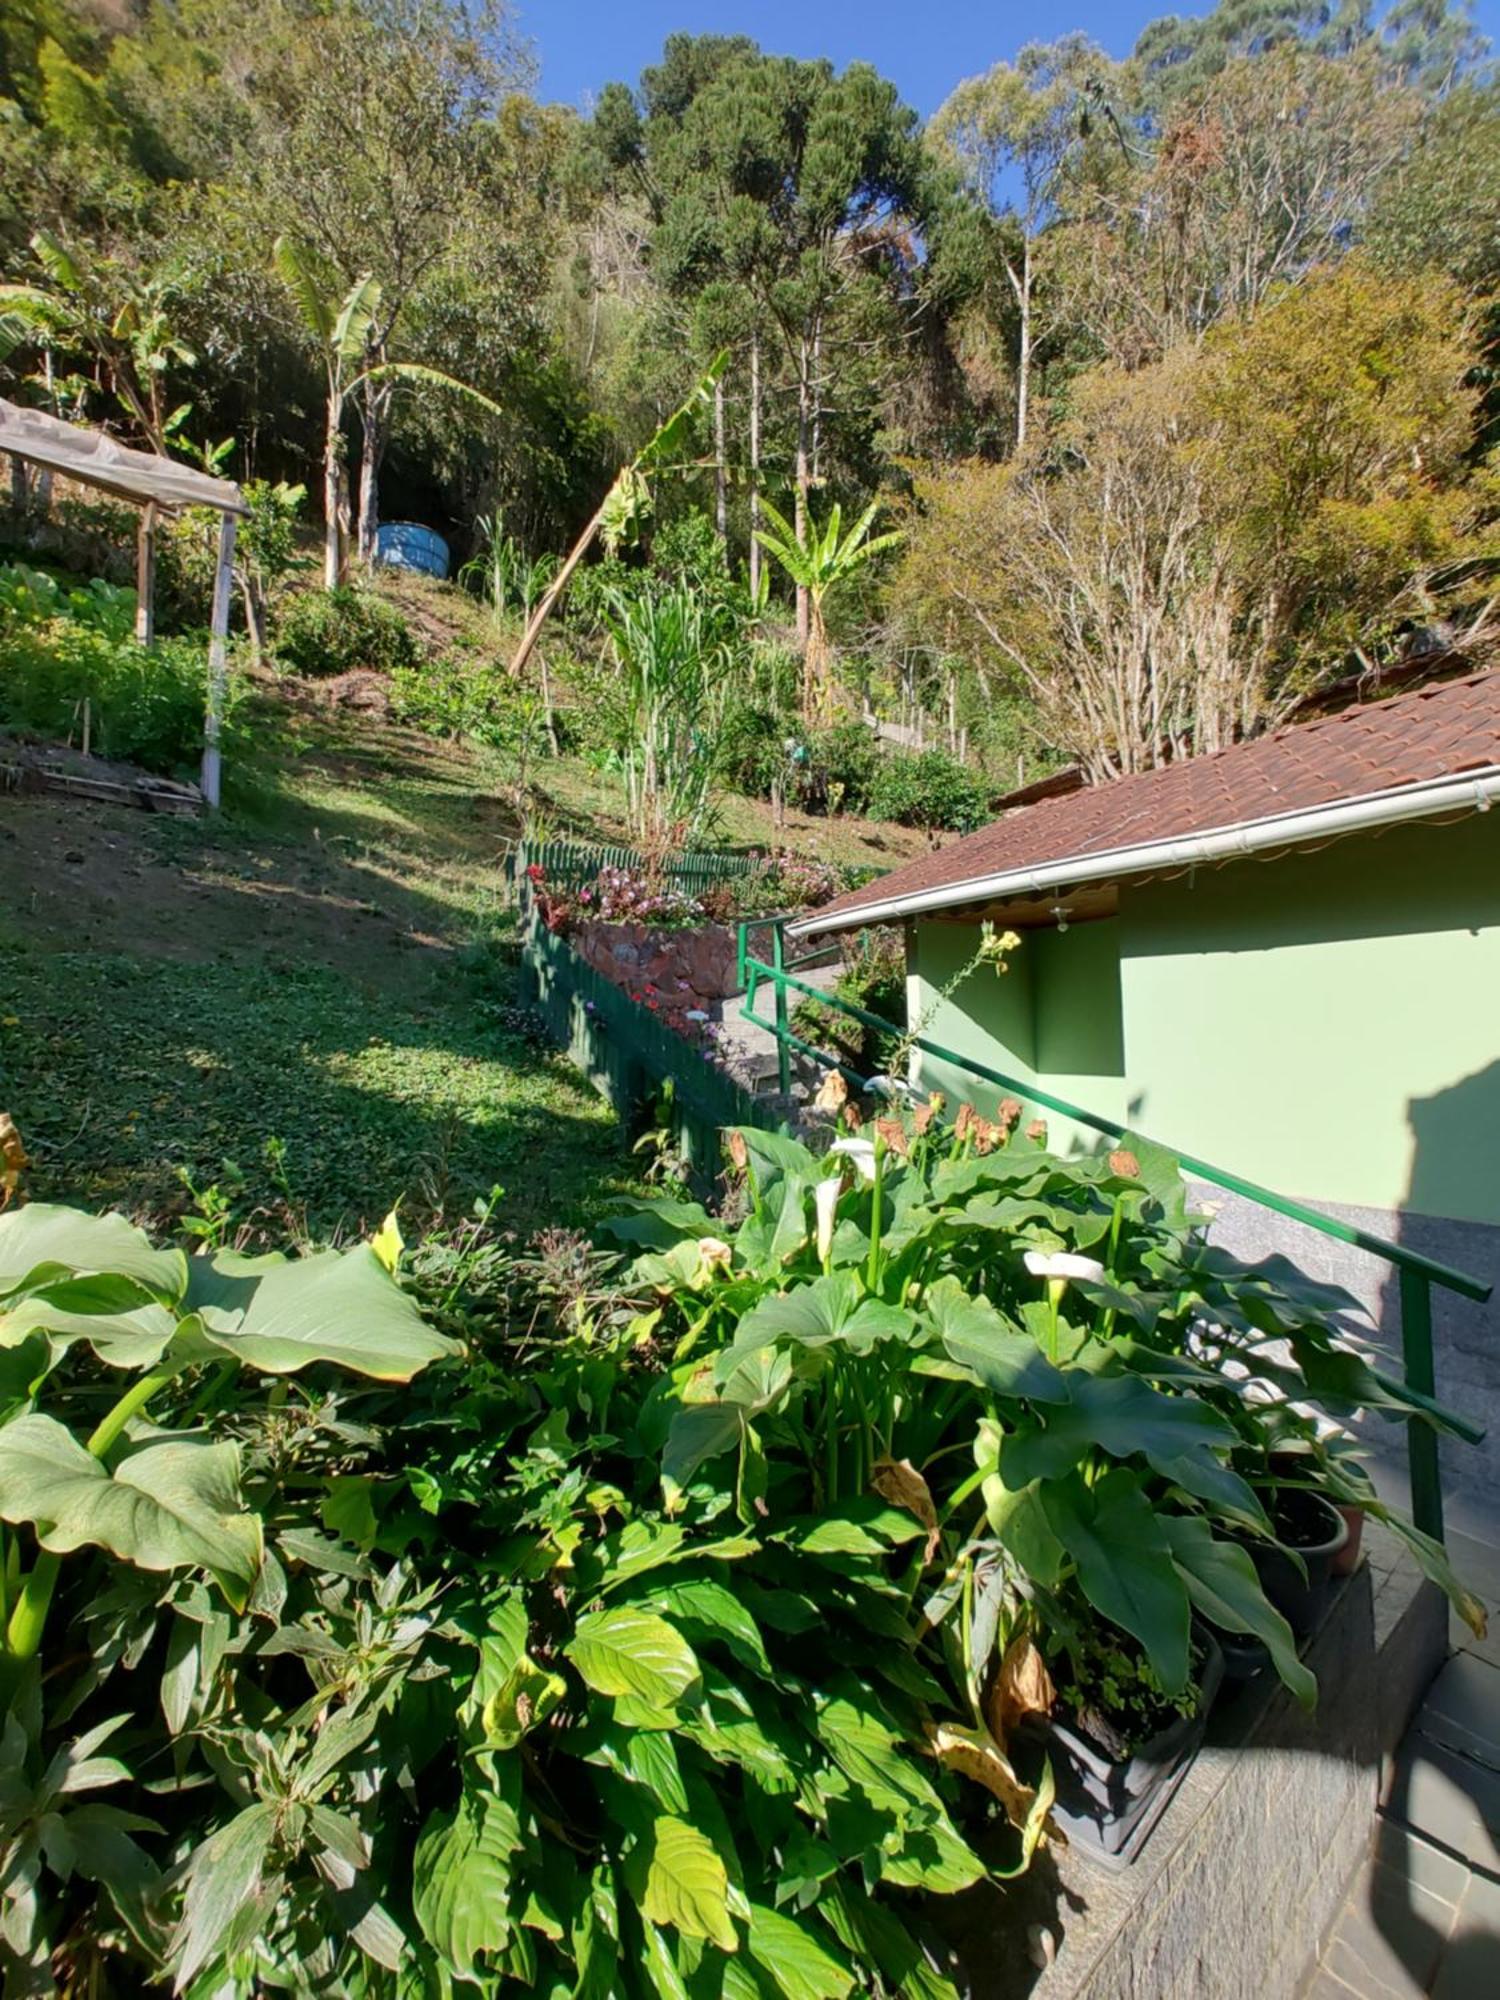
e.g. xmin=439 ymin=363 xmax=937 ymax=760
xmin=201 ymin=512 xmax=237 ymax=810
xmin=135 ymin=503 xmax=156 ymax=646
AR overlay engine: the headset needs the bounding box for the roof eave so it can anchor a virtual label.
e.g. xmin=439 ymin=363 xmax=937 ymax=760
xmin=787 ymin=766 xmax=1500 ymax=938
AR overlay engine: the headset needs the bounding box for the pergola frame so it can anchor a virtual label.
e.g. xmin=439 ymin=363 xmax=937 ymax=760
xmin=0 ymin=397 xmax=247 ymax=807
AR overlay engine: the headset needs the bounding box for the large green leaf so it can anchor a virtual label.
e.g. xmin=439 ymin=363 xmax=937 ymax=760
xmin=1001 ymin=1370 xmax=1236 ymax=1487
xmin=715 ymin=1275 xmax=912 ymax=1383
xmin=413 ymin=1774 xmax=521 ymax=1977
xmin=566 ymin=1608 xmax=702 ymax=1711
xmin=983 ymin=1476 xmax=1066 ymax=1586
xmin=0 ymin=1415 xmax=261 ymax=1583
xmin=923 ymin=1280 xmax=1069 ymax=1404
xmin=635 ymin=1815 xmax=738 ymax=1952
xmin=0 ymin=1205 xmax=186 ymax=1304
xmin=184 ymin=1244 xmax=456 ymax=1380
xmin=0 ymin=1290 xmax=177 ymax=1369
xmin=1160 ymin=1515 xmax=1316 ymax=1709
xmin=1040 ymin=1469 xmax=1192 ymax=1694
xmin=745 ymin=1903 xmax=854 ymax=1999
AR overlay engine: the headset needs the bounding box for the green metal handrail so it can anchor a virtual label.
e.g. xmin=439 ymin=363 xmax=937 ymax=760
xmin=737 ymin=921 xmax=1492 ymax=1542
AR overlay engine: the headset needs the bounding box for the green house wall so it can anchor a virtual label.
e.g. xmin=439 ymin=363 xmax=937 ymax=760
xmin=907 ymin=813 xmax=1500 ymax=1226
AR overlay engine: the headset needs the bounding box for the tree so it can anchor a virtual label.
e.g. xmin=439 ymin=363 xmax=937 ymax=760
xmin=929 ymin=37 xmax=1108 ymax=446
xmin=892 ymin=261 xmax=1490 ymax=777
xmin=754 ymin=497 xmax=902 ymax=718
xmin=229 ymin=0 xmax=530 ymax=561
xmin=273 ymin=236 xmax=498 ymax=588
xmin=0 ymin=228 xmax=194 ymax=450
xmin=649 ymin=49 xmax=927 ymax=635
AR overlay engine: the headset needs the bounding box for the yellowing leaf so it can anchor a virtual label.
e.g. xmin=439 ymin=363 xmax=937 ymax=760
xmin=639 ymin=1816 xmax=737 ymax=1952
xmin=926 ymin=1720 xmax=1038 ymax=1832
xmin=369 ymin=1208 xmax=403 ymax=1274
xmin=869 ymin=1456 xmax=940 ymax=1563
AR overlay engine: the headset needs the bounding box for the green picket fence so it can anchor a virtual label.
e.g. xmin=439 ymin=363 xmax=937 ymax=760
xmin=510 ymin=839 xmax=761 ymax=901
xmin=520 ymin=912 xmax=772 ymax=1187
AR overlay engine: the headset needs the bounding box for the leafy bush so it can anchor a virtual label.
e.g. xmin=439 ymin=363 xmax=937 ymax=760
xmin=0 ymin=620 xmax=241 ymax=774
xmin=791 ymin=927 xmax=908 ymax=1071
xmin=0 ymin=1112 xmax=1481 ymax=1994
xmin=390 ymin=648 xmax=534 ymax=749
xmin=867 ymin=749 xmax=993 ymax=832
xmin=0 ymin=559 xmax=136 ymax=640
xmin=274 ymin=586 xmax=419 ymax=677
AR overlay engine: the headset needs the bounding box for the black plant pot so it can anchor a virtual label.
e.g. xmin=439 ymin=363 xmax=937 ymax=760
xmin=1017 ymin=1633 xmax=1224 ymax=1870
xmin=1250 ymin=1489 xmax=1348 ymax=1641
xmin=1215 ymin=1628 xmax=1272 ymax=1687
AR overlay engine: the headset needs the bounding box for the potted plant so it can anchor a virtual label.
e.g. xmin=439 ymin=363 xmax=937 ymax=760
xmin=1016 ymin=1610 xmax=1224 ymax=1869
xmin=1247 ymin=1483 xmax=1349 ymax=1640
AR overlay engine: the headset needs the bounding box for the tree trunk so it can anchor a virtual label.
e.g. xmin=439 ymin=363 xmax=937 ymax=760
xmin=356 ymin=383 xmax=391 ymax=568
xmin=323 ymin=390 xmax=347 ymax=590
xmin=8 ymin=454 xmax=30 ymax=513
xmin=795 ymin=332 xmax=811 ymax=645
xmin=748 ymin=331 xmax=762 ymax=602
xmin=1015 ymin=237 xmax=1032 ymax=450
xmin=712 ymin=375 xmax=728 ymax=546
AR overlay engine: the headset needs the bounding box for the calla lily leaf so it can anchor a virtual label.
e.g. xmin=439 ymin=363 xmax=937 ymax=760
xmin=183 ymin=1244 xmax=457 ymax=1381
xmin=0 ymin=1413 xmax=262 ymax=1583
xmin=0 ymin=1205 xmax=187 ymax=1305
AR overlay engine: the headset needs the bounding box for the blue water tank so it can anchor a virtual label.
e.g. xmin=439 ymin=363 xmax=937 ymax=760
xmin=376 ymin=521 xmax=450 ymax=579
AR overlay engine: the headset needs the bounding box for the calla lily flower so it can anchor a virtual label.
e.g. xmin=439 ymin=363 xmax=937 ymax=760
xmin=814 ymin=1178 xmax=841 ymax=1265
xmin=831 ymin=1137 xmax=877 ymax=1182
xmin=1023 ymin=1250 xmax=1106 ymax=1284
xmin=697 ymin=1236 xmax=732 ymax=1270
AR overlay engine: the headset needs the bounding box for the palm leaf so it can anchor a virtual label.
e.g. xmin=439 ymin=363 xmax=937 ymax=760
xmin=357 ymin=361 xmax=502 ymax=419
xmin=29 ymin=230 xmax=85 ymax=296
xmin=272 ymin=236 xmax=336 ymax=348
xmin=333 ymin=276 xmax=384 ymax=364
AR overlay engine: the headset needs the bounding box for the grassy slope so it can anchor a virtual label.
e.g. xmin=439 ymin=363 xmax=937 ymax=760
xmin=1 ymin=692 xmax=628 ymax=1245
xmin=1 ymin=667 xmax=927 ymax=1246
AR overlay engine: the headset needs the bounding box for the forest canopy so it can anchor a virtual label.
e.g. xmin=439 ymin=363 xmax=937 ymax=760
xmin=1 ymin=0 xmax=1497 ymax=781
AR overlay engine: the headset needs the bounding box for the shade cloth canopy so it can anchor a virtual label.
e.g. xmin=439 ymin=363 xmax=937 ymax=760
xmin=0 ymin=397 xmax=246 ymax=517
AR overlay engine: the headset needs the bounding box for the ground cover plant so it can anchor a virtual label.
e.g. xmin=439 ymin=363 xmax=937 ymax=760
xmin=0 ymin=1105 xmax=1481 ymax=1995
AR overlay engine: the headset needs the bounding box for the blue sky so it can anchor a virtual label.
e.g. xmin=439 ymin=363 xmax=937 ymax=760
xmin=517 ymin=0 xmax=1500 ymax=117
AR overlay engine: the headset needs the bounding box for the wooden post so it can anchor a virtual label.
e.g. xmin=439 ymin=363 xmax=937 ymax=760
xmin=201 ymin=512 xmax=238 ymax=809
xmin=135 ymin=503 xmax=156 ymax=646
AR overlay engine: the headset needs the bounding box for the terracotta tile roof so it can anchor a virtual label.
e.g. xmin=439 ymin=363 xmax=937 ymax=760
xmin=801 ymin=671 xmax=1500 ymax=932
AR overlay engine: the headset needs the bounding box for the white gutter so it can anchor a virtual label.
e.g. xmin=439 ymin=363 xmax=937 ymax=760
xmin=787 ymin=765 xmax=1500 ymax=937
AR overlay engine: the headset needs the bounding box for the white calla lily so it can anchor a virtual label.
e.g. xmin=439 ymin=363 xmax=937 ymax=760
xmin=814 ymin=1178 xmax=841 ymax=1266
xmin=831 ymin=1138 xmax=877 ymax=1183
xmin=1022 ymin=1250 xmax=1106 ymax=1284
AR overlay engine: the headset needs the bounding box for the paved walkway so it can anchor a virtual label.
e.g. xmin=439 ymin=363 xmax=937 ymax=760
xmin=1304 ymin=1520 xmax=1500 ymax=1997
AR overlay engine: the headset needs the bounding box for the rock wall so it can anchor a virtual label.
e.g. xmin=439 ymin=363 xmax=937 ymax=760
xmin=566 ymin=921 xmax=740 ymax=1010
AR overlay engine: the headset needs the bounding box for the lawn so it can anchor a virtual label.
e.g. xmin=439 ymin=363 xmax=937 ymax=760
xmin=0 ymin=692 xmax=635 ymax=1242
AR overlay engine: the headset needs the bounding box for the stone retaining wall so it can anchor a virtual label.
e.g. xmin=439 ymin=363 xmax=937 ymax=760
xmin=565 ymin=920 xmax=740 ymax=1011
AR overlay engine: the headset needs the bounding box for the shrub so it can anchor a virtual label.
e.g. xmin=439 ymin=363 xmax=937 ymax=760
xmin=791 ymin=925 xmax=908 ymax=1070
xmin=274 ymin=585 xmax=419 ymax=677
xmin=391 ymin=648 xmax=528 ymax=748
xmin=0 ymin=619 xmax=241 ymax=774
xmin=867 ymin=748 xmax=993 ymax=831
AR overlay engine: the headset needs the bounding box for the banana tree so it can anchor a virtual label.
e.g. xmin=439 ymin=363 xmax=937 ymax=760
xmin=273 ymin=236 xmax=500 ymax=588
xmin=0 ymin=231 xmax=195 ymax=453
xmin=507 ymin=351 xmax=728 ymax=680
xmin=754 ymin=497 xmax=903 ymax=718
